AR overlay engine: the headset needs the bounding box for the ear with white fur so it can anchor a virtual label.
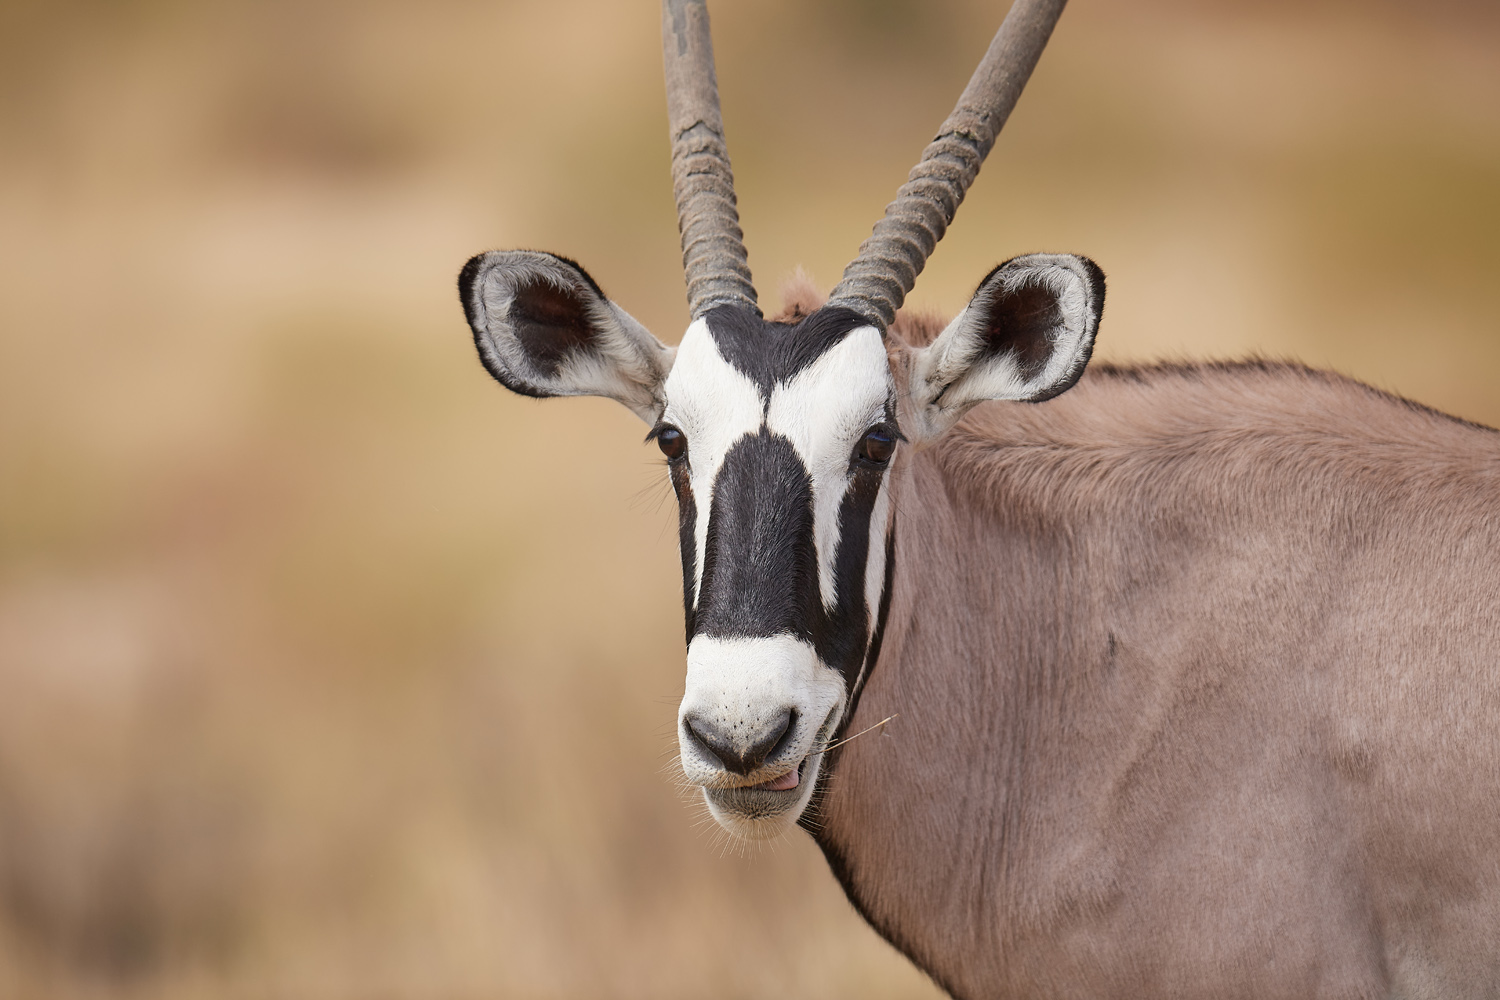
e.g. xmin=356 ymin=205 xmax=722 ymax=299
xmin=459 ymin=250 xmax=676 ymax=423
xmin=906 ymin=253 xmax=1104 ymax=442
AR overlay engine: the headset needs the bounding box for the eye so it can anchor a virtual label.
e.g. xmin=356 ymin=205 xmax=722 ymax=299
xmin=656 ymin=426 xmax=687 ymax=462
xmin=856 ymin=427 xmax=895 ymax=465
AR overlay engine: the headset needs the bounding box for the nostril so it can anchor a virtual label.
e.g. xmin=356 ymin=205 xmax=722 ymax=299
xmin=684 ymin=715 xmax=741 ymax=773
xmin=774 ymin=708 xmax=797 ymax=756
xmin=684 ymin=709 xmax=797 ymax=776
xmin=747 ymin=708 xmax=794 ymax=771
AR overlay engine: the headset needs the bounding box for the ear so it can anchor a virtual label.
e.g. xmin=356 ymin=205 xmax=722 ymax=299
xmin=458 ymin=250 xmax=676 ymax=423
xmin=906 ymin=253 xmax=1104 ymax=442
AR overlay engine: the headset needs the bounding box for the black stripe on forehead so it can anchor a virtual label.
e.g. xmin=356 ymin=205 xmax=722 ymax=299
xmin=702 ymin=305 xmax=874 ymax=396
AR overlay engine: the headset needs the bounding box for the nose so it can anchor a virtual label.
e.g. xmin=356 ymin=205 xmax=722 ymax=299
xmin=683 ymin=709 xmax=795 ymax=775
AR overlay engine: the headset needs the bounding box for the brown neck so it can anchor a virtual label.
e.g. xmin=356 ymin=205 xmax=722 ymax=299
xmin=805 ymin=361 xmax=1500 ymax=998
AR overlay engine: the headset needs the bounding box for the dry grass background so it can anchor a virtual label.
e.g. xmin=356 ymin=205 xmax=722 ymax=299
xmin=0 ymin=0 xmax=1496 ymax=997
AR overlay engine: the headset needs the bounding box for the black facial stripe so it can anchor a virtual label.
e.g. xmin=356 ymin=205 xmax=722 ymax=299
xmin=693 ymin=430 xmax=820 ymax=641
xmin=703 ymin=305 xmax=873 ymax=397
xmin=666 ymin=304 xmax=895 ymax=686
xmin=812 ymin=465 xmax=884 ymax=686
xmin=671 ymin=462 xmax=697 ymax=644
xmin=680 ymin=423 xmax=891 ymax=702
xmin=798 ymin=523 xmax=896 ymax=840
xmin=841 ymin=524 xmax=895 ymax=732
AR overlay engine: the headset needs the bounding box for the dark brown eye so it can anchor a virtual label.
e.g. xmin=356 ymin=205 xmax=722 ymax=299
xmin=657 ymin=427 xmax=686 ymax=461
xmin=857 ymin=428 xmax=895 ymax=465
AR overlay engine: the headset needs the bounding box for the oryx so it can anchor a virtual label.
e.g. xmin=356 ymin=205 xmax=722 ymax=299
xmin=458 ymin=1 xmax=1500 ymax=996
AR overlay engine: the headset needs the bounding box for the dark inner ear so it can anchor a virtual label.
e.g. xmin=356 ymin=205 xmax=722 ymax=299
xmin=510 ymin=278 xmax=597 ymax=377
xmin=981 ymin=279 xmax=1061 ymax=381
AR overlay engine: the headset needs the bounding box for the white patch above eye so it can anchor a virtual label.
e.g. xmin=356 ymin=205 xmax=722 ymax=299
xmin=766 ymin=326 xmax=892 ymax=611
xmin=662 ymin=320 xmax=765 ymax=600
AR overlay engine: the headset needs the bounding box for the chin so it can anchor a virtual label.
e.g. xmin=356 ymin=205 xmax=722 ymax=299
xmin=701 ymin=750 xmax=826 ymax=840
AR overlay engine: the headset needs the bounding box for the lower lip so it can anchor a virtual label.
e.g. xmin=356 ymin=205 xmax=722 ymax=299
xmin=751 ymin=762 xmax=801 ymax=791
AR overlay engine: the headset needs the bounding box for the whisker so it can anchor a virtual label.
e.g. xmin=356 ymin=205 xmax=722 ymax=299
xmin=628 ymin=476 xmax=673 ymax=515
xmin=817 ymin=714 xmax=897 ymax=754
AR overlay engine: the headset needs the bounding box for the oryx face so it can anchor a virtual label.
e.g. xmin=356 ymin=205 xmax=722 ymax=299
xmin=459 ymin=249 xmax=1104 ymax=838
xmin=661 ymin=307 xmax=897 ymax=836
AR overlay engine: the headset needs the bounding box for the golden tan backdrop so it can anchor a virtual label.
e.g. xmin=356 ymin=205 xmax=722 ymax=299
xmin=1 ymin=0 xmax=1496 ymax=997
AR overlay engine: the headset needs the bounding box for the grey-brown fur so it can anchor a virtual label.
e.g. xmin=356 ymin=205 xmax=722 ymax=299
xmin=773 ymin=283 xmax=1500 ymax=998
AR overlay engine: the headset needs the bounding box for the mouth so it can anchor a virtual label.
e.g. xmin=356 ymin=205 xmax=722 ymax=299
xmin=696 ymin=709 xmax=838 ymax=838
xmin=749 ymin=763 xmax=801 ymax=791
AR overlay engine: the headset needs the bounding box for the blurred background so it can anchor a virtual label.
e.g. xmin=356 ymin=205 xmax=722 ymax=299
xmin=0 ymin=0 xmax=1495 ymax=996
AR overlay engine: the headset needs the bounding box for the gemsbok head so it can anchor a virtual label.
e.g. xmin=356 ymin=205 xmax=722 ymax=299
xmin=459 ymin=0 xmax=1095 ymax=839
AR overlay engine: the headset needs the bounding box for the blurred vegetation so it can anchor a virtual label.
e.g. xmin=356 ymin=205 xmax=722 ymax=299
xmin=0 ymin=0 xmax=1495 ymax=997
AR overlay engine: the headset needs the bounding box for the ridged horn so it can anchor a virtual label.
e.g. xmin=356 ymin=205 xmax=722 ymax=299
xmin=662 ymin=0 xmax=759 ymax=319
xmin=826 ymin=0 xmax=1069 ymax=330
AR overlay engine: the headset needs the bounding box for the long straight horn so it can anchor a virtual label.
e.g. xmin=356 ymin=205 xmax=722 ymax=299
xmin=826 ymin=0 xmax=1068 ymax=329
xmin=662 ymin=0 xmax=759 ymax=319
